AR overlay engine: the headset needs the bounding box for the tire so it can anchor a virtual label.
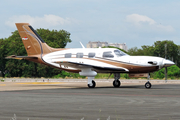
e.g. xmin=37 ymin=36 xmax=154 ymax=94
xmin=88 ymin=80 xmax=96 ymax=88
xmin=113 ymin=80 xmax=121 ymax=88
xmin=145 ymin=82 xmax=152 ymax=89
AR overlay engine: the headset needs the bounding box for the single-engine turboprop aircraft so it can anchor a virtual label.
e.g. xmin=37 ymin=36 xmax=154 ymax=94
xmin=7 ymin=23 xmax=175 ymax=89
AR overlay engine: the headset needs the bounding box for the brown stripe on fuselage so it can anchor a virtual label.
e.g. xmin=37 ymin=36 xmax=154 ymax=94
xmin=27 ymin=53 xmax=80 ymax=73
xmin=88 ymin=57 xmax=159 ymax=73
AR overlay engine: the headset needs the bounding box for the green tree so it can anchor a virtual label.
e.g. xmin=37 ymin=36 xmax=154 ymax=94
xmin=152 ymin=65 xmax=180 ymax=79
xmin=153 ymin=40 xmax=178 ymax=61
xmin=128 ymin=45 xmax=154 ymax=56
xmin=0 ymin=38 xmax=8 ymax=77
xmin=36 ymin=29 xmax=71 ymax=48
xmin=127 ymin=47 xmax=140 ymax=55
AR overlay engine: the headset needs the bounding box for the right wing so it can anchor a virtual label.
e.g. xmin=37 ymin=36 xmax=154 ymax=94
xmin=54 ymin=61 xmax=129 ymax=73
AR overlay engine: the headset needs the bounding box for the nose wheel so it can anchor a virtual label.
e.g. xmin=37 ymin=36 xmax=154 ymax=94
xmin=145 ymin=82 xmax=152 ymax=89
xmin=145 ymin=73 xmax=152 ymax=89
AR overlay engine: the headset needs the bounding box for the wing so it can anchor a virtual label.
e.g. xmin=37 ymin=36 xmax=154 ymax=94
xmin=54 ymin=61 xmax=129 ymax=73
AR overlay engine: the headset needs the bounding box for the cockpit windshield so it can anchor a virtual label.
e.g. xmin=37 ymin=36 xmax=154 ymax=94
xmin=114 ymin=49 xmax=128 ymax=57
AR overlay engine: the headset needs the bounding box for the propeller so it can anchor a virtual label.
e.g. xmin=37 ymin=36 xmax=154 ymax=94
xmin=163 ymin=59 xmax=175 ymax=83
xmin=165 ymin=67 xmax=167 ymax=83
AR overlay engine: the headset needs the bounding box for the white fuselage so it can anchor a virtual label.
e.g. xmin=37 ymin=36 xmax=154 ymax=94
xmin=42 ymin=48 xmax=173 ymax=74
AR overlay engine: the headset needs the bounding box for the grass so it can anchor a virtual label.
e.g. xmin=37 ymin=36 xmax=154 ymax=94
xmin=1 ymin=79 xmax=4 ymax=82
xmin=0 ymin=78 xmax=5 ymax=82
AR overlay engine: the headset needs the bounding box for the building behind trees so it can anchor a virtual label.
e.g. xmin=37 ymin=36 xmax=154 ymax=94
xmin=87 ymin=41 xmax=128 ymax=51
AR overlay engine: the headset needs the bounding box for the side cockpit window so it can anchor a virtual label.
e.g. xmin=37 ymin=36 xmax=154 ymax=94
xmin=65 ymin=53 xmax=72 ymax=58
xmin=88 ymin=52 xmax=95 ymax=58
xmin=103 ymin=51 xmax=114 ymax=58
xmin=114 ymin=50 xmax=127 ymax=57
xmin=76 ymin=53 xmax=83 ymax=58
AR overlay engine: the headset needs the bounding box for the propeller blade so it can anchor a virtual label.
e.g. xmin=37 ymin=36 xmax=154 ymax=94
xmin=165 ymin=67 xmax=167 ymax=83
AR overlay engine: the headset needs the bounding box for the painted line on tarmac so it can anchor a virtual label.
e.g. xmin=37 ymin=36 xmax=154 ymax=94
xmin=0 ymin=84 xmax=6 ymax=86
xmin=16 ymin=82 xmax=64 ymax=85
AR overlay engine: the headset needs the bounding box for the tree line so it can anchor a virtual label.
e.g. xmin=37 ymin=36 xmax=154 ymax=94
xmin=0 ymin=28 xmax=180 ymax=79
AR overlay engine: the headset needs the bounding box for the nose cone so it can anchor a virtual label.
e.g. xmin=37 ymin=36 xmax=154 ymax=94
xmin=163 ymin=59 xmax=175 ymax=67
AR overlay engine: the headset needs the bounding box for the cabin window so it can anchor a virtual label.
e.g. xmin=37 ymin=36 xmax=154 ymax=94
xmin=65 ymin=53 xmax=72 ymax=58
xmin=76 ymin=53 xmax=83 ymax=58
xmin=102 ymin=51 xmax=114 ymax=58
xmin=114 ymin=50 xmax=126 ymax=57
xmin=88 ymin=52 xmax=95 ymax=58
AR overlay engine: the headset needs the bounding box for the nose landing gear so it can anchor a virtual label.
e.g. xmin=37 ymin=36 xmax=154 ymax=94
xmin=145 ymin=73 xmax=152 ymax=89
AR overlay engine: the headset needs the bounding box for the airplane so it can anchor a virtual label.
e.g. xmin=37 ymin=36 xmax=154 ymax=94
xmin=6 ymin=23 xmax=175 ymax=89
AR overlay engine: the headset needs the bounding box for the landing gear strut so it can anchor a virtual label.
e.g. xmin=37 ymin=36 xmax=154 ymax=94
xmin=145 ymin=73 xmax=152 ymax=89
xmin=113 ymin=73 xmax=121 ymax=88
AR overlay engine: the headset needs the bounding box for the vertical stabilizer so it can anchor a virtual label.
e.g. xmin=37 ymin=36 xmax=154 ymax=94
xmin=16 ymin=23 xmax=52 ymax=55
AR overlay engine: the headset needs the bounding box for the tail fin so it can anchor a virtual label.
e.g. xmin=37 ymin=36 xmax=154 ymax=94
xmin=16 ymin=23 xmax=53 ymax=55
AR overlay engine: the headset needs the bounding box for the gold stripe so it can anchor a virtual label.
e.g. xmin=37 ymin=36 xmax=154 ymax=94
xmin=16 ymin=82 xmax=64 ymax=85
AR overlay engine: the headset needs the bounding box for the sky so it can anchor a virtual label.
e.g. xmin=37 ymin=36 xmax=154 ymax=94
xmin=0 ymin=0 xmax=180 ymax=49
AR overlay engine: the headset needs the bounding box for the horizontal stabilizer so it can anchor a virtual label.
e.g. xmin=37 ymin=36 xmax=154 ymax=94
xmin=6 ymin=55 xmax=38 ymax=60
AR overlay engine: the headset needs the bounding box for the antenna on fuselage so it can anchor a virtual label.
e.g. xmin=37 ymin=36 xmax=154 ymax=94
xmin=80 ymin=42 xmax=85 ymax=48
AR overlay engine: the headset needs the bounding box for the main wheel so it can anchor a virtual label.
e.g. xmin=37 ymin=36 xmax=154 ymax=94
xmin=88 ymin=80 xmax=96 ymax=88
xmin=113 ymin=80 xmax=121 ymax=88
xmin=145 ymin=82 xmax=152 ymax=89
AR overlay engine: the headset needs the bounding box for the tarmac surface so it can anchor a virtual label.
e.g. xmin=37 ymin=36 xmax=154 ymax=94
xmin=0 ymin=79 xmax=180 ymax=120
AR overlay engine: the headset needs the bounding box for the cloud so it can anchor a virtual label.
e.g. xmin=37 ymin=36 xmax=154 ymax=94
xmin=126 ymin=14 xmax=174 ymax=32
xmin=126 ymin=14 xmax=156 ymax=25
xmin=5 ymin=14 xmax=74 ymax=28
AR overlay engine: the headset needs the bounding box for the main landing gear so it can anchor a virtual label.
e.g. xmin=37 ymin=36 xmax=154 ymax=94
xmin=87 ymin=77 xmax=96 ymax=88
xmin=88 ymin=80 xmax=96 ymax=88
xmin=113 ymin=73 xmax=121 ymax=88
xmin=145 ymin=73 xmax=152 ymax=89
xmin=145 ymin=82 xmax=151 ymax=89
xmin=87 ymin=73 xmax=122 ymax=88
